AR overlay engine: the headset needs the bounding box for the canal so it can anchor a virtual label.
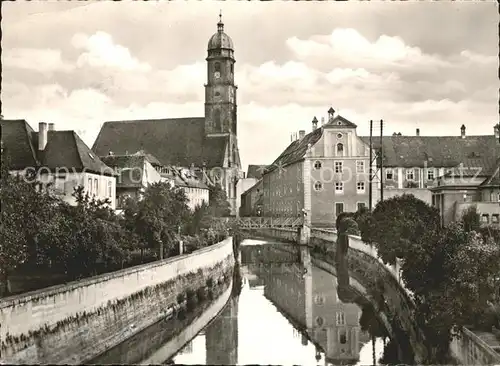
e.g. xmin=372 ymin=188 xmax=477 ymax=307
xmin=88 ymin=238 xmax=400 ymax=365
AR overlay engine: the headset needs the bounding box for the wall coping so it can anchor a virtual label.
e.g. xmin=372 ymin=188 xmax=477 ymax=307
xmin=0 ymin=237 xmax=233 ymax=309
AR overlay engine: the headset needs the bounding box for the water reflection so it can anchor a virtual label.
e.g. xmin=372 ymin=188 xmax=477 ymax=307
xmin=90 ymin=241 xmax=393 ymax=365
xmin=173 ymin=242 xmax=387 ymax=365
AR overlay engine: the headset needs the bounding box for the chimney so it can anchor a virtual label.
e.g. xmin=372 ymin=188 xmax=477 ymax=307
xmin=312 ymin=116 xmax=318 ymax=131
xmin=321 ymin=117 xmax=325 ymax=126
xmin=416 ymin=128 xmax=420 ymax=136
xmin=48 ymin=123 xmax=55 ymax=131
xmin=461 ymin=124 xmax=466 ymax=139
xmin=38 ymin=122 xmax=48 ymax=151
xmin=494 ymin=123 xmax=499 ymax=139
xmin=299 ymin=130 xmax=305 ymax=140
xmin=328 ymin=107 xmax=335 ymax=121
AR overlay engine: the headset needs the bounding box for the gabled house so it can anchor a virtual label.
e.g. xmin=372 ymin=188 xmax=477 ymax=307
xmin=1 ymin=120 xmax=117 ymax=208
xmin=164 ymin=166 xmax=210 ymax=210
xmin=260 ymin=106 xmax=500 ymax=227
xmin=100 ymin=152 xmax=164 ymax=209
xmin=261 ymin=108 xmax=372 ymax=226
xmin=431 ymin=157 xmax=500 ymax=226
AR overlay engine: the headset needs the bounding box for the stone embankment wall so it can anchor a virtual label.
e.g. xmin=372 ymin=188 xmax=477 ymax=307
xmin=0 ymin=237 xmax=234 ymax=365
xmin=257 ymin=226 xmax=500 ymax=365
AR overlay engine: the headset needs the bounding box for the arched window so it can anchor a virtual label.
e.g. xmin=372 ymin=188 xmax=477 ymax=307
xmin=214 ymin=62 xmax=221 ymax=72
xmin=214 ymin=109 xmax=221 ymax=131
xmin=336 ymin=143 xmax=344 ymax=156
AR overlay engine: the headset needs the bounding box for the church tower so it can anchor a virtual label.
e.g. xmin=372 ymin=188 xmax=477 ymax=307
xmin=205 ymin=13 xmax=241 ymax=216
xmin=205 ymin=13 xmax=237 ymax=140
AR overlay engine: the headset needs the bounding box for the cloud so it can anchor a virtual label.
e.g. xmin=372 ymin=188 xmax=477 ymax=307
xmin=72 ymin=31 xmax=152 ymax=72
xmin=3 ymin=48 xmax=74 ymax=73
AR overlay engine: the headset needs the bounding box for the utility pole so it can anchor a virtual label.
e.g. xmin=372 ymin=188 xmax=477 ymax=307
xmin=369 ymin=120 xmax=373 ymax=211
xmin=380 ymin=119 xmax=384 ymax=202
xmin=369 ymin=119 xmax=384 ymax=210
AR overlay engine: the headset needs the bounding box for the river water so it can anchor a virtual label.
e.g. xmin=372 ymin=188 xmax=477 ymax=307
xmin=89 ymin=239 xmax=397 ymax=365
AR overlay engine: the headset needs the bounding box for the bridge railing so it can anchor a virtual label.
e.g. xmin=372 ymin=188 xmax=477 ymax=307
xmin=213 ymin=217 xmax=304 ymax=229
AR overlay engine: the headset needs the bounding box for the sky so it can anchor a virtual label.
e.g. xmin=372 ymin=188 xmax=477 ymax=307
xmin=2 ymin=1 xmax=499 ymax=172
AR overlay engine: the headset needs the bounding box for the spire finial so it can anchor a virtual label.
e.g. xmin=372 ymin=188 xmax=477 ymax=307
xmin=217 ymin=10 xmax=224 ymax=32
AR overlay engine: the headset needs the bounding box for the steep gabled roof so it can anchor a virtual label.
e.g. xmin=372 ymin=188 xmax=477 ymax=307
xmin=1 ymin=119 xmax=113 ymax=175
xmin=360 ymin=135 xmax=500 ymax=168
xmin=480 ymin=157 xmax=500 ymax=187
xmin=247 ymin=164 xmax=267 ymax=179
xmin=92 ymin=118 xmax=228 ymax=168
xmin=265 ymin=127 xmax=323 ymax=174
xmin=1 ymin=119 xmax=39 ymax=169
xmin=31 ymin=130 xmax=115 ymax=176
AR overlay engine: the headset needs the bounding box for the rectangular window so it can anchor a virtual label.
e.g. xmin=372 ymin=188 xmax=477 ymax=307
xmin=492 ymin=214 xmax=499 ymax=224
xmin=386 ymin=169 xmax=394 ymax=180
xmin=406 ymin=169 xmax=415 ymax=181
xmin=357 ymin=202 xmax=366 ymax=211
xmin=481 ymin=214 xmax=489 ymax=223
xmin=357 ymin=181 xmax=365 ymax=193
xmin=88 ymin=177 xmax=93 ymax=195
xmin=108 ymin=181 xmax=112 ymax=197
xmin=336 ymin=312 xmax=346 ymax=326
xmin=335 ymin=161 xmax=343 ymax=173
xmin=356 ymin=160 xmax=365 ymax=173
xmin=427 ymin=168 xmax=435 ymax=180
xmin=335 ymin=202 xmax=344 ymax=216
xmin=335 ymin=182 xmax=344 ymax=193
xmin=94 ymin=178 xmax=98 ymax=196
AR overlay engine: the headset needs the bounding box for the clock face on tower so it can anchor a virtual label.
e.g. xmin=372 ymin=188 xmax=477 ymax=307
xmin=214 ymin=71 xmax=220 ymax=79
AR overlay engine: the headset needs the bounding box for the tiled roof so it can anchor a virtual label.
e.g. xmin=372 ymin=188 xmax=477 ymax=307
xmin=1 ymin=119 xmax=39 ymax=169
xmin=131 ymin=150 xmax=163 ymax=166
xmin=170 ymin=166 xmax=209 ymax=189
xmin=92 ymin=118 xmax=228 ymax=168
xmin=100 ymin=155 xmax=146 ymax=188
xmin=247 ymin=164 xmax=266 ymax=179
xmin=265 ymin=127 xmax=323 ymax=174
xmin=31 ymin=131 xmax=114 ymax=176
xmin=480 ymin=157 xmax=500 ymax=187
xmin=1 ymin=119 xmax=113 ymax=176
xmin=360 ymin=135 xmax=500 ymax=169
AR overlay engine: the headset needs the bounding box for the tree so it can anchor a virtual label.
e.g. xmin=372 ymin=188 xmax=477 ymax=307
xmin=370 ymin=194 xmax=440 ymax=265
xmin=461 ymin=205 xmax=481 ymax=233
xmin=208 ymin=183 xmax=231 ymax=217
xmin=0 ymin=155 xmax=59 ymax=293
xmin=127 ymin=182 xmax=190 ymax=259
xmin=353 ymin=206 xmax=375 ymax=243
xmin=403 ymin=222 xmax=500 ymax=363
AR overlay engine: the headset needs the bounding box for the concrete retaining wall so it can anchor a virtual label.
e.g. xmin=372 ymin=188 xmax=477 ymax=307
xmin=0 ymin=237 xmax=234 ymax=364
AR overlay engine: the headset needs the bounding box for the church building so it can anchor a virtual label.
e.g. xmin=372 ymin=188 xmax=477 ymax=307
xmin=92 ymin=15 xmax=242 ymax=215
